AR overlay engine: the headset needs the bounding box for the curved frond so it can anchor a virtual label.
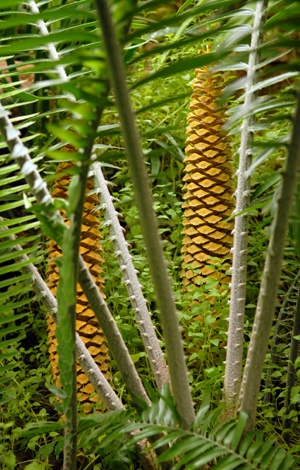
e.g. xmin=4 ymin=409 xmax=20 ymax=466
xmin=77 ymin=389 xmax=298 ymax=470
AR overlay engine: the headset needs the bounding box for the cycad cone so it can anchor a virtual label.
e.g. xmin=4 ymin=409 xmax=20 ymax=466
xmin=47 ymin=157 xmax=110 ymax=410
xmin=182 ymin=50 xmax=234 ymax=313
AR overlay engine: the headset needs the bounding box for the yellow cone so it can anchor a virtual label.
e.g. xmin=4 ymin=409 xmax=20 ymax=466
xmin=182 ymin=51 xmax=234 ymax=294
xmin=46 ymin=157 xmax=110 ymax=410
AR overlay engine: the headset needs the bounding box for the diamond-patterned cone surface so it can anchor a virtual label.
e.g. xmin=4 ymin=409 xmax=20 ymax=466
xmin=46 ymin=160 xmax=110 ymax=408
xmin=182 ymin=55 xmax=234 ymax=294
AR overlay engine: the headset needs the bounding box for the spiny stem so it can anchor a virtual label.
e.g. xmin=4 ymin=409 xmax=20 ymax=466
xmin=224 ymin=0 xmax=268 ymax=411
xmin=27 ymin=0 xmax=74 ymax=99
xmin=93 ymin=162 xmax=169 ymax=390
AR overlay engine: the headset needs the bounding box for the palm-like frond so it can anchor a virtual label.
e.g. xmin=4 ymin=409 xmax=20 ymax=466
xmin=78 ymin=388 xmax=299 ymax=470
xmin=1 ymin=0 xmax=300 ymax=466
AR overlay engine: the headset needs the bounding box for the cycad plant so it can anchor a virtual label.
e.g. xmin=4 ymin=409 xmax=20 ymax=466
xmin=1 ymin=0 xmax=300 ymax=469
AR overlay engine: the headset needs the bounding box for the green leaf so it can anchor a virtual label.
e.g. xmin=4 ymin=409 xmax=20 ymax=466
xmin=36 ymin=214 xmax=66 ymax=246
xmin=0 ymin=244 xmax=40 ymax=265
xmin=237 ymin=431 xmax=256 ymax=456
xmin=201 ymin=406 xmax=224 ymax=437
xmin=0 ymin=7 xmax=94 ymax=31
xmin=246 ymin=434 xmax=264 ymax=460
xmin=251 ymin=174 xmax=281 ymax=202
xmin=24 ymin=461 xmax=48 ymax=470
xmin=0 ymin=0 xmax=24 ymax=6
xmin=177 ymin=0 xmax=198 ymax=14
xmin=186 ymin=447 xmax=226 ymax=469
xmin=0 ymin=30 xmax=99 ymax=56
xmin=252 ymin=439 xmax=276 ymax=466
xmin=68 ymin=175 xmax=82 ymax=215
xmin=45 ymin=150 xmax=83 ymax=162
xmin=0 ymin=214 xmax=36 ymax=228
xmin=216 ymin=421 xmax=236 ymax=444
xmin=250 ymin=72 xmax=299 ymax=94
xmin=279 ymin=454 xmax=296 ymax=470
xmin=0 ymin=222 xmax=39 ymax=239
xmin=127 ymin=425 xmax=164 ymax=442
xmin=211 ymin=454 xmax=248 ymax=470
xmin=290 ymin=175 xmax=300 ymax=259
xmin=151 ymin=430 xmax=185 ymax=451
xmin=171 ymin=441 xmax=216 ymax=469
xmin=268 ymin=448 xmax=287 ymax=470
xmin=0 ymin=312 xmax=27 ymax=325
xmin=0 ymin=335 xmax=26 ymax=349
xmin=129 ymin=0 xmax=241 ymax=39
xmin=261 ymin=446 xmax=281 ymax=468
xmin=193 ymin=388 xmax=211 ymax=431
xmin=0 ymin=257 xmax=42 ymax=276
xmin=156 ymin=435 xmax=193 ymax=462
xmin=0 ymin=236 xmax=38 ymax=254
xmin=20 ymin=421 xmax=64 ymax=439
xmin=132 ymin=52 xmax=228 ymax=89
xmin=231 ymin=411 xmax=248 ymax=451
xmin=47 ymin=124 xmax=86 ymax=149
xmin=46 ymin=384 xmax=67 ymax=401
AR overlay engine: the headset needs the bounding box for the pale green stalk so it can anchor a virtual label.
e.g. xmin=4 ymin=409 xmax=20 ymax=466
xmin=239 ymin=90 xmax=300 ymax=432
xmin=94 ymin=0 xmax=195 ymax=427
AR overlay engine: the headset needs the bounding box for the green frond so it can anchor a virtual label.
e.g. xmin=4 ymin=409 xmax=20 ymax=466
xmin=129 ymin=0 xmax=240 ymax=39
xmin=132 ymin=51 xmax=230 ymax=89
xmin=0 ymin=0 xmax=300 ymax=465
xmin=76 ymin=390 xmax=298 ymax=469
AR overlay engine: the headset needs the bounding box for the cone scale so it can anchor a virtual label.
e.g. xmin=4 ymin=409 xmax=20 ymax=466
xmin=182 ymin=52 xmax=234 ymax=296
xmin=46 ymin=158 xmax=110 ymax=409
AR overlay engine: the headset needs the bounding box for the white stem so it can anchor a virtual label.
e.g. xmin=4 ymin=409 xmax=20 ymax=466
xmin=27 ymin=0 xmax=75 ymax=100
xmin=224 ymin=0 xmax=268 ymax=409
xmin=93 ymin=162 xmax=169 ymax=390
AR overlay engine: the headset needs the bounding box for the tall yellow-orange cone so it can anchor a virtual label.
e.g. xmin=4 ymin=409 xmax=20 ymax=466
xmin=182 ymin=50 xmax=234 ymax=295
xmin=46 ymin=159 xmax=110 ymax=409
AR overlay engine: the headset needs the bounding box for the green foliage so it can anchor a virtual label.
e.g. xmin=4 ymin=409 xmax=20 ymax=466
xmin=1 ymin=0 xmax=300 ymax=467
xmin=77 ymin=387 xmax=299 ymax=469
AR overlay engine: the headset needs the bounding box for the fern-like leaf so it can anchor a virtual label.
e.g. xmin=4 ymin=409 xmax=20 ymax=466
xmin=76 ymin=389 xmax=298 ymax=469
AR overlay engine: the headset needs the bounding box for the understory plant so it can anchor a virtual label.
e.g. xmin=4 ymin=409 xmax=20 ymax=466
xmin=1 ymin=0 xmax=300 ymax=469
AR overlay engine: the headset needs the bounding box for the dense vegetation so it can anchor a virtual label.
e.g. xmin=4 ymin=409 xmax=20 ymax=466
xmin=1 ymin=0 xmax=300 ymax=468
